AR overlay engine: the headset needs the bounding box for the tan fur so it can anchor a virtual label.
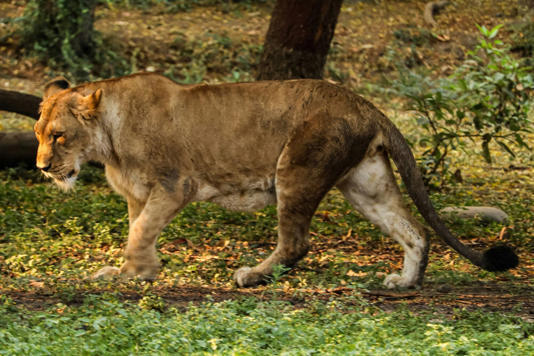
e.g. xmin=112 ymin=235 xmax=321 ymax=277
xmin=35 ymin=73 xmax=433 ymax=288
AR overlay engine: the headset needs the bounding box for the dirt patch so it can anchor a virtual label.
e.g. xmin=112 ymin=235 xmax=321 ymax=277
xmin=3 ymin=281 xmax=533 ymax=320
xmin=1 ymin=285 xmax=260 ymax=310
xmin=363 ymin=282 xmax=534 ymax=319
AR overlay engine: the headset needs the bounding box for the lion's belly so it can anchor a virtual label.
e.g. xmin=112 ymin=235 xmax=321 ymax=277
xmin=211 ymin=190 xmax=276 ymax=212
xmin=194 ymin=178 xmax=276 ymax=212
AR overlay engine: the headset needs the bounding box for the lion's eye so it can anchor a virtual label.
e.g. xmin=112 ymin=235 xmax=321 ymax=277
xmin=52 ymin=133 xmax=64 ymax=142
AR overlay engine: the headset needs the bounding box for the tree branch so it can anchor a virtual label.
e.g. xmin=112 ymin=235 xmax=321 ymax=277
xmin=0 ymin=89 xmax=42 ymax=119
xmin=424 ymin=1 xmax=450 ymax=27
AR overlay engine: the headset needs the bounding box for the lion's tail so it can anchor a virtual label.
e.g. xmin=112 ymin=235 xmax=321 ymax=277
xmin=378 ymin=116 xmax=519 ymax=272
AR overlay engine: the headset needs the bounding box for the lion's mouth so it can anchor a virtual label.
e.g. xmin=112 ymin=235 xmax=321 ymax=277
xmin=51 ymin=169 xmax=77 ymax=181
xmin=47 ymin=169 xmax=77 ymax=182
xmin=50 ymin=169 xmax=79 ymax=191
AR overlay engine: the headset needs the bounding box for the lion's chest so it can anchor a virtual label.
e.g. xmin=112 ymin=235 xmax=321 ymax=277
xmin=105 ymin=165 xmax=151 ymax=202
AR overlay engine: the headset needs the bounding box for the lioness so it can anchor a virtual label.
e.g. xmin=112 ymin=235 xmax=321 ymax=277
xmin=34 ymin=73 xmax=518 ymax=288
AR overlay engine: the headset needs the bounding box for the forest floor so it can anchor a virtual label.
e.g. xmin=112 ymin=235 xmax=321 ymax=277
xmin=0 ymin=0 xmax=533 ymax=324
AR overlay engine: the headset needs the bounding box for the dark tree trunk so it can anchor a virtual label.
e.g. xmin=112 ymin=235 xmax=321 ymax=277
xmin=0 ymin=132 xmax=38 ymax=168
xmin=0 ymin=89 xmax=41 ymax=119
xmin=257 ymin=0 xmax=343 ymax=80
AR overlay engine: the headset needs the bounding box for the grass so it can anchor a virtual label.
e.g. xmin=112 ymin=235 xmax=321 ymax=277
xmin=1 ymin=295 xmax=533 ymax=355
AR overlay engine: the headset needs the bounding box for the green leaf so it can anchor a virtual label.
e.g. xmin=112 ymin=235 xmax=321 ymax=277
xmin=496 ymin=140 xmax=516 ymax=157
xmin=488 ymin=24 xmax=503 ymax=39
xmin=514 ymin=134 xmax=531 ymax=148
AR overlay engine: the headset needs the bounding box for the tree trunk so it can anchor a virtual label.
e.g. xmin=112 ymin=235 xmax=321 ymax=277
xmin=0 ymin=132 xmax=38 ymax=168
xmin=257 ymin=0 xmax=343 ymax=80
xmin=0 ymin=89 xmax=41 ymax=119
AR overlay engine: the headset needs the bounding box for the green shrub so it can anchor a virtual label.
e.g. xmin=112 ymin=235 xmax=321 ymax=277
xmin=392 ymin=25 xmax=533 ymax=186
xmin=20 ymin=0 xmax=129 ymax=80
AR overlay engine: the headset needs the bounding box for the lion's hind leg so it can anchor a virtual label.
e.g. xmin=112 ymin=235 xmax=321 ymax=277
xmin=234 ymin=117 xmax=356 ymax=287
xmin=337 ymin=152 xmax=429 ymax=289
xmin=234 ymin=172 xmax=321 ymax=287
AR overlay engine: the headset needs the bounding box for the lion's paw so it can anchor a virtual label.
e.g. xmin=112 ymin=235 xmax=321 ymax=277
xmin=119 ymin=261 xmax=159 ymax=281
xmin=92 ymin=266 xmax=120 ymax=280
xmin=383 ymin=273 xmax=417 ymax=289
xmin=234 ymin=267 xmax=252 ymax=287
xmin=234 ymin=267 xmax=265 ymax=288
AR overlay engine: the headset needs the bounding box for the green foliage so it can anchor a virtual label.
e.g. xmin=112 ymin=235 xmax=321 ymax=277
xmin=138 ymin=294 xmax=166 ymax=311
xmin=0 ymin=150 xmax=533 ymax=354
xmin=0 ymin=297 xmax=532 ymax=354
xmin=391 ymin=25 xmax=533 ymax=186
xmin=19 ymin=0 xmax=129 ymax=80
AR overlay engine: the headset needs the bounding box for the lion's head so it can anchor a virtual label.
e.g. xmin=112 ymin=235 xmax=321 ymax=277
xmin=34 ymin=78 xmax=102 ymax=190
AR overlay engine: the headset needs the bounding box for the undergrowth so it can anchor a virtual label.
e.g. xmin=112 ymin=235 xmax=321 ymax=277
xmin=387 ymin=25 xmax=533 ymax=187
xmin=163 ymin=31 xmax=262 ymax=84
xmin=0 ymin=295 xmax=532 ymax=355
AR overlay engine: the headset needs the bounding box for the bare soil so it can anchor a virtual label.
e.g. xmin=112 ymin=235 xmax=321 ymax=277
xmin=2 ymin=281 xmax=532 ymax=321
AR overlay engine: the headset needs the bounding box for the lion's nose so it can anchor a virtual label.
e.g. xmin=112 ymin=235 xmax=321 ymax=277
xmin=37 ymin=163 xmax=52 ymax=172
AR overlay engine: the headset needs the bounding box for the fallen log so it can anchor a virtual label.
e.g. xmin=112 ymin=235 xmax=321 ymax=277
xmin=0 ymin=89 xmax=41 ymax=119
xmin=0 ymin=131 xmax=38 ymax=167
xmin=0 ymin=89 xmax=41 ymax=167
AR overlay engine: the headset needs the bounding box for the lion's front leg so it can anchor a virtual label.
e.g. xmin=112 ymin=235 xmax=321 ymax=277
xmin=93 ymin=190 xmax=185 ymax=280
xmin=118 ymin=210 xmax=163 ymax=280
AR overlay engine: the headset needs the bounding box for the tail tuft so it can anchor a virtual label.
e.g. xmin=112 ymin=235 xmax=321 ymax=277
xmin=482 ymin=245 xmax=519 ymax=272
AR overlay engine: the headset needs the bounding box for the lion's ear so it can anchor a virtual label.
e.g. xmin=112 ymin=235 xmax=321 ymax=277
xmin=43 ymin=77 xmax=71 ymax=100
xmin=73 ymin=89 xmax=103 ymax=120
xmin=81 ymin=89 xmax=102 ymax=111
